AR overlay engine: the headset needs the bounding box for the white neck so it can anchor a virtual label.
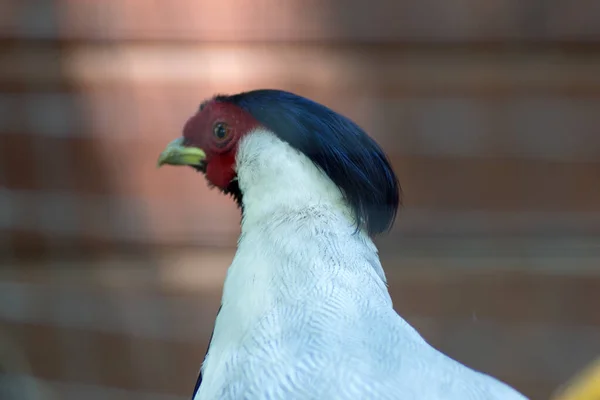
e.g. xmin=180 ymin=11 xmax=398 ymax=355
xmin=229 ymin=128 xmax=387 ymax=297
xmin=235 ymin=129 xmax=354 ymax=230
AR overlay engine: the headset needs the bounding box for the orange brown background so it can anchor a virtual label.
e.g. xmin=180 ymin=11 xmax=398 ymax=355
xmin=1 ymin=1 xmax=600 ymax=399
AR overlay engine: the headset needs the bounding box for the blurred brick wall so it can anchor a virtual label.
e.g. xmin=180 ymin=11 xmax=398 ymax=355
xmin=1 ymin=1 xmax=600 ymax=399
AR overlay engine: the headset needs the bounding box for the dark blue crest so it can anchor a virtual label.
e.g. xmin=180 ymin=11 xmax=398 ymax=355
xmin=216 ymin=89 xmax=401 ymax=236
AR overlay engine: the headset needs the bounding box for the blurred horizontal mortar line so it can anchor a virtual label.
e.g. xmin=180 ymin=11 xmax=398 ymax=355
xmin=3 ymin=82 xmax=600 ymax=98
xmin=2 ymin=235 xmax=600 ymax=267
xmin=3 ymin=37 xmax=600 ymax=50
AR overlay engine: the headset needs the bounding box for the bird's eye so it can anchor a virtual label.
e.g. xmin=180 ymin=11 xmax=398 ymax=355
xmin=213 ymin=122 xmax=229 ymax=141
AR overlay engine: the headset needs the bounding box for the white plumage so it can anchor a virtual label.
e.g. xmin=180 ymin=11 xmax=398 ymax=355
xmin=194 ymin=129 xmax=527 ymax=400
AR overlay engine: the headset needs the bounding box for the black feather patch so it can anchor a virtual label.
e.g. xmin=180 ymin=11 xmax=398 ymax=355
xmin=223 ymin=179 xmax=243 ymax=210
xmin=191 ymin=306 xmax=220 ymax=399
xmin=216 ymin=89 xmax=401 ymax=236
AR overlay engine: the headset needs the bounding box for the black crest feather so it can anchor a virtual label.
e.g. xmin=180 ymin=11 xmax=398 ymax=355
xmin=216 ymin=89 xmax=401 ymax=236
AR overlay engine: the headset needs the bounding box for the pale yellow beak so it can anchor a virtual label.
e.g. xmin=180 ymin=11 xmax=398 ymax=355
xmin=157 ymin=137 xmax=206 ymax=168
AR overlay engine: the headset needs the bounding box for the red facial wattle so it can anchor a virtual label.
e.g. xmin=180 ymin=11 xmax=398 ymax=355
xmin=205 ymin=151 xmax=237 ymax=189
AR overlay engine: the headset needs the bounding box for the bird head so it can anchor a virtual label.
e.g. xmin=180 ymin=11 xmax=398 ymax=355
xmin=158 ymin=89 xmax=401 ymax=236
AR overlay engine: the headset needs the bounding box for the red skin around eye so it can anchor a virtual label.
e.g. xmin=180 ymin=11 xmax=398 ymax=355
xmin=182 ymin=100 xmax=260 ymax=189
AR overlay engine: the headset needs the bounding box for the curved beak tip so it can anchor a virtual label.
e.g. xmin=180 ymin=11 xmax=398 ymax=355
xmin=156 ymin=151 xmax=172 ymax=169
